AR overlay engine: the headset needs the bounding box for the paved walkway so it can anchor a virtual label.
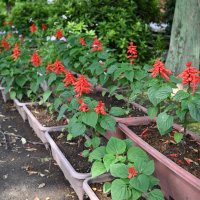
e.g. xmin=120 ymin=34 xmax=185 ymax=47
xmin=0 ymin=98 xmax=78 ymax=200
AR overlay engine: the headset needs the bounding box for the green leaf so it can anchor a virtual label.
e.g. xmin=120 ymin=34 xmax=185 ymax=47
xmin=10 ymin=90 xmax=16 ymax=99
xmin=42 ymin=90 xmax=52 ymax=103
xmin=16 ymin=76 xmax=27 ymax=87
xmin=129 ymin=174 xmax=150 ymax=192
xmin=91 ymin=161 xmax=106 ymax=177
xmin=142 ymin=160 xmax=155 ymax=175
xmin=70 ymin=123 xmax=86 ymax=137
xmin=48 ymin=73 xmax=57 ymax=86
xmin=188 ymin=101 xmax=200 ymax=122
xmin=110 ymin=163 xmax=128 ymax=178
xmin=100 ymin=115 xmax=116 ymax=131
xmin=149 ymin=176 xmax=160 ymax=188
xmin=109 ymin=107 xmax=126 ymax=117
xmin=108 ymin=85 xmax=118 ymax=94
xmin=125 ymin=71 xmax=134 ymax=82
xmin=53 ymin=98 xmax=62 ymax=110
xmin=81 ymin=111 xmax=98 ymax=128
xmin=103 ymin=154 xmax=116 ymax=171
xmin=57 ymin=104 xmax=69 ymax=121
xmin=103 ymin=182 xmax=111 ymax=194
xmin=174 ymin=132 xmax=183 ymax=143
xmin=147 ymin=189 xmax=164 ymax=200
xmin=81 ymin=150 xmax=89 ymax=157
xmin=115 ymin=94 xmax=124 ymax=100
xmin=106 ymin=137 xmax=126 ymax=155
xmin=131 ymin=189 xmax=142 ymax=200
xmin=89 ymin=146 xmax=106 ymax=162
xmin=107 ymin=65 xmax=117 ymax=74
xmin=111 ymin=179 xmax=128 ymax=200
xmin=173 ymin=90 xmax=189 ymax=101
xmin=147 ymin=107 xmax=158 ymax=119
xmin=128 ymin=147 xmax=148 ymax=163
xmin=156 ymin=112 xmax=173 ymax=135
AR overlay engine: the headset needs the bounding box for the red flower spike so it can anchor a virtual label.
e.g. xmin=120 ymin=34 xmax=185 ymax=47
xmin=1 ymin=38 xmax=10 ymax=50
xmin=30 ymin=24 xmax=36 ymax=33
xmin=168 ymin=154 xmax=178 ymax=158
xmin=56 ymin=29 xmax=63 ymax=39
xmin=53 ymin=60 xmax=65 ymax=74
xmin=42 ymin=23 xmax=47 ymax=31
xmin=46 ymin=63 xmax=54 ymax=74
xmin=94 ymin=101 xmax=106 ymax=115
xmin=63 ymin=70 xmax=76 ymax=86
xmin=11 ymin=43 xmax=20 ymax=61
xmin=127 ymin=41 xmax=138 ymax=64
xmin=148 ymin=59 xmax=172 ymax=81
xmin=128 ymin=167 xmax=138 ymax=179
xmin=91 ymin=37 xmax=103 ymax=52
xmin=31 ymin=52 xmax=42 ymax=67
xmin=73 ymin=75 xmax=93 ymax=97
xmin=80 ymin=37 xmax=86 ymax=46
xmin=177 ymin=61 xmax=200 ymax=93
xmin=78 ymin=98 xmax=90 ymax=112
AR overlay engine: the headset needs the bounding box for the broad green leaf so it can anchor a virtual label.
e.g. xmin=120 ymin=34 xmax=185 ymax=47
xmin=110 ymin=163 xmax=128 ymax=178
xmin=103 ymin=154 xmax=116 ymax=171
xmin=174 ymin=132 xmax=183 ymax=143
xmin=103 ymin=182 xmax=111 ymax=194
xmin=142 ymin=160 xmax=155 ymax=175
xmin=111 ymin=179 xmax=128 ymax=200
xmin=42 ymin=90 xmax=52 ymax=103
xmin=129 ymin=174 xmax=150 ymax=192
xmin=131 ymin=189 xmax=142 ymax=200
xmin=53 ymin=98 xmax=62 ymax=110
xmin=147 ymin=189 xmax=164 ymax=200
xmin=125 ymin=71 xmax=134 ymax=82
xmin=81 ymin=111 xmax=98 ymax=128
xmin=16 ymin=76 xmax=27 ymax=87
xmin=106 ymin=137 xmax=126 ymax=154
xmin=91 ymin=161 xmax=106 ymax=177
xmin=100 ymin=115 xmax=116 ymax=131
xmin=48 ymin=73 xmax=57 ymax=86
xmin=149 ymin=176 xmax=160 ymax=188
xmin=70 ymin=123 xmax=86 ymax=137
xmin=10 ymin=90 xmax=16 ymax=99
xmin=173 ymin=90 xmax=189 ymax=101
xmin=147 ymin=107 xmax=158 ymax=119
xmin=156 ymin=112 xmax=173 ymax=135
xmin=109 ymin=107 xmax=126 ymax=116
xmin=188 ymin=101 xmax=200 ymax=122
xmin=57 ymin=104 xmax=69 ymax=121
xmin=108 ymin=85 xmax=118 ymax=94
xmin=128 ymin=147 xmax=148 ymax=163
xmin=89 ymin=146 xmax=106 ymax=162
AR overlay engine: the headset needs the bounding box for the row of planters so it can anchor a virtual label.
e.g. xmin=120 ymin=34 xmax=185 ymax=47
xmin=0 ymin=23 xmax=200 ymax=200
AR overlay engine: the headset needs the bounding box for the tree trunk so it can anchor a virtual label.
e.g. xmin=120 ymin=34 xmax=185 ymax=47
xmin=165 ymin=0 xmax=200 ymax=75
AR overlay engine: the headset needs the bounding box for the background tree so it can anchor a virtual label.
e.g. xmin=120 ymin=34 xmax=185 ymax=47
xmin=165 ymin=0 xmax=200 ymax=74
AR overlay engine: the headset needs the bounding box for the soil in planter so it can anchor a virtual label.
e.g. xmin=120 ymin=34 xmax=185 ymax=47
xmin=89 ymin=91 xmax=146 ymax=117
xmin=27 ymin=105 xmax=68 ymax=127
xmin=50 ymin=132 xmax=92 ymax=173
xmin=130 ymin=124 xmax=200 ymax=179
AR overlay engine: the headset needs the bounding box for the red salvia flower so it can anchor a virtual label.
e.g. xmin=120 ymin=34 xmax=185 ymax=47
xmin=127 ymin=41 xmax=138 ymax=64
xmin=148 ymin=59 xmax=172 ymax=81
xmin=53 ymin=60 xmax=65 ymax=74
xmin=80 ymin=37 xmax=86 ymax=46
xmin=31 ymin=52 xmax=42 ymax=67
xmin=1 ymin=38 xmax=10 ymax=50
xmin=94 ymin=101 xmax=106 ymax=115
xmin=55 ymin=29 xmax=63 ymax=39
xmin=46 ymin=63 xmax=54 ymax=74
xmin=128 ymin=167 xmax=138 ymax=179
xmin=41 ymin=23 xmax=47 ymax=31
xmin=30 ymin=24 xmax=36 ymax=33
xmin=78 ymin=98 xmax=90 ymax=112
xmin=11 ymin=43 xmax=20 ymax=61
xmin=168 ymin=154 xmax=178 ymax=157
xmin=177 ymin=61 xmax=200 ymax=93
xmin=91 ymin=37 xmax=103 ymax=52
xmin=73 ymin=75 xmax=93 ymax=97
xmin=63 ymin=70 xmax=76 ymax=86
xmin=6 ymin=33 xmax=11 ymax=38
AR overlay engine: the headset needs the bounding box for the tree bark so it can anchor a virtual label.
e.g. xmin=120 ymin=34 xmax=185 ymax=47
xmin=165 ymin=0 xmax=200 ymax=75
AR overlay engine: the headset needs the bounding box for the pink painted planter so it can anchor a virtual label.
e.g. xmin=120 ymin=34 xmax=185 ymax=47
xmin=83 ymin=174 xmax=113 ymax=200
xmin=118 ymin=122 xmax=200 ymax=200
xmin=45 ymin=131 xmax=90 ymax=200
xmin=13 ymin=99 xmax=36 ymax=121
xmin=23 ymin=105 xmax=66 ymax=147
xmin=0 ymin=85 xmax=9 ymax=102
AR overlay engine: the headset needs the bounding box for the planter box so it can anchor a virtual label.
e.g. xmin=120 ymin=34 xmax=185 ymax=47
xmin=0 ymin=85 xmax=9 ymax=102
xmin=83 ymin=174 xmax=113 ymax=200
xmin=23 ymin=105 xmax=66 ymax=146
xmin=118 ymin=122 xmax=200 ymax=200
xmin=45 ymin=131 xmax=91 ymax=200
xmin=13 ymin=98 xmax=36 ymax=121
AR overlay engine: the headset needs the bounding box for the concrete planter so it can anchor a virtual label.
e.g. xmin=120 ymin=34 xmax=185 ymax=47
xmin=23 ymin=105 xmax=66 ymax=146
xmin=83 ymin=174 xmax=113 ymax=200
xmin=118 ymin=122 xmax=200 ymax=200
xmin=0 ymin=85 xmax=9 ymax=102
xmin=45 ymin=131 xmax=91 ymax=200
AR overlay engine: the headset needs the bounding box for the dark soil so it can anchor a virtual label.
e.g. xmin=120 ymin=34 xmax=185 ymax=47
xmin=27 ymin=105 xmax=67 ymax=127
xmin=130 ymin=124 xmax=200 ymax=179
xmin=0 ymin=98 xmax=78 ymax=200
xmin=50 ymin=132 xmax=92 ymax=173
xmin=89 ymin=91 xmax=146 ymax=117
